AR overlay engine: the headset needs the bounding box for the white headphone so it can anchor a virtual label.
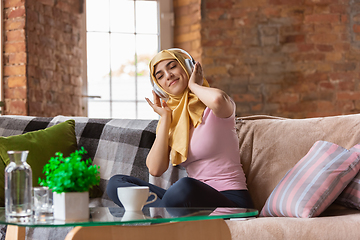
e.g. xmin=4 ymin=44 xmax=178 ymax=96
xmin=150 ymin=48 xmax=196 ymax=100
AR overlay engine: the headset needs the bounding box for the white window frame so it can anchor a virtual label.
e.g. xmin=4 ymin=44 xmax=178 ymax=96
xmin=81 ymin=0 xmax=173 ymax=117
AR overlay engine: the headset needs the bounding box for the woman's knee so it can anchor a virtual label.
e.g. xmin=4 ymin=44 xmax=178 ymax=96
xmin=162 ymin=177 xmax=201 ymax=207
xmin=173 ymin=177 xmax=199 ymax=190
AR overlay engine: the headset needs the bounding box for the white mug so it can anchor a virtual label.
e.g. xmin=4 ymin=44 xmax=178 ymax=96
xmin=121 ymin=211 xmax=146 ymax=221
xmin=117 ymin=186 xmax=157 ymax=211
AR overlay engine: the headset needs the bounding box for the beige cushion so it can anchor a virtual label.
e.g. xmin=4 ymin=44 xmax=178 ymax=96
xmin=226 ymin=208 xmax=360 ymax=240
xmin=236 ymin=114 xmax=360 ymax=211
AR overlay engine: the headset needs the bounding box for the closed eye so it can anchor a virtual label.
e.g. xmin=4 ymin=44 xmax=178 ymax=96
xmin=154 ymin=60 xmax=177 ymax=80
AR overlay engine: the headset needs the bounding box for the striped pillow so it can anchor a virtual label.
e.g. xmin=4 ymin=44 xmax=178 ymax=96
xmin=336 ymin=144 xmax=360 ymax=210
xmin=260 ymin=141 xmax=360 ymax=218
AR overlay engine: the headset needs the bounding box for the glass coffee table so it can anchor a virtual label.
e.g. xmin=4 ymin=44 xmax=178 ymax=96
xmin=0 ymin=207 xmax=258 ymax=240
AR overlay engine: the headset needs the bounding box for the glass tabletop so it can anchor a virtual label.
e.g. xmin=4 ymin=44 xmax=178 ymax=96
xmin=0 ymin=207 xmax=258 ymax=227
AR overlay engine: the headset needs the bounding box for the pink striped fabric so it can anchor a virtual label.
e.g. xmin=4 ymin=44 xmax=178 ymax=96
xmin=336 ymin=144 xmax=360 ymax=210
xmin=260 ymin=141 xmax=360 ymax=218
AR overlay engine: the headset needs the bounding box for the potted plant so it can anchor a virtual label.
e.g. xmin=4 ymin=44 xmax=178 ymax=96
xmin=39 ymin=147 xmax=100 ymax=221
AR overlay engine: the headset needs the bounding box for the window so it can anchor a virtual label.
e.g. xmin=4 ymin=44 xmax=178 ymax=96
xmin=85 ymin=0 xmax=173 ymax=119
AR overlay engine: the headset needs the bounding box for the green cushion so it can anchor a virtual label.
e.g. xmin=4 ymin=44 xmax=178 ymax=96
xmin=0 ymin=120 xmax=77 ymax=206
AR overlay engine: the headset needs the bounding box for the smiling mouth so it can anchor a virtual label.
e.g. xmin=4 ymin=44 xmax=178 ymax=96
xmin=169 ymin=79 xmax=178 ymax=87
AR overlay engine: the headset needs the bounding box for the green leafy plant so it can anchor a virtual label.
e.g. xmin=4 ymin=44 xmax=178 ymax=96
xmin=38 ymin=147 xmax=100 ymax=193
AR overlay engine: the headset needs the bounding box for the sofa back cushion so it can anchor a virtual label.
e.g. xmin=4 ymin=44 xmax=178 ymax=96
xmin=236 ymin=114 xmax=360 ymax=211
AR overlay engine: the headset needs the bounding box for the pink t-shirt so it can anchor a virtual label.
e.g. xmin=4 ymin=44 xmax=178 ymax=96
xmin=180 ymin=103 xmax=247 ymax=192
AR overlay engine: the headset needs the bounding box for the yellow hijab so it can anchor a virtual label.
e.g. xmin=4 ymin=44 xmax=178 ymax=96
xmin=149 ymin=49 xmax=210 ymax=166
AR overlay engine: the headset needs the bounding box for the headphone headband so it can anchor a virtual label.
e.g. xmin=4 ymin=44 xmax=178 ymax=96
xmin=166 ymin=48 xmax=196 ymax=65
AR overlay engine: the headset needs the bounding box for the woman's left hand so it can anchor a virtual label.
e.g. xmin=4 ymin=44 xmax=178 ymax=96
xmin=188 ymin=62 xmax=204 ymax=88
xmin=187 ymin=61 xmax=234 ymax=118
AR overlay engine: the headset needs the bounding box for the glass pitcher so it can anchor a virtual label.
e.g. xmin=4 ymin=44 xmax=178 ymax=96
xmin=5 ymin=150 xmax=32 ymax=221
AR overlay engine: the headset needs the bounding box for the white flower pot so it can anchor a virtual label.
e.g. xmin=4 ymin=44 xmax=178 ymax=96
xmin=53 ymin=192 xmax=89 ymax=221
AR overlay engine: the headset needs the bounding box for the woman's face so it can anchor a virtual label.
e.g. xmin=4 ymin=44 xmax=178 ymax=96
xmin=154 ymin=59 xmax=189 ymax=96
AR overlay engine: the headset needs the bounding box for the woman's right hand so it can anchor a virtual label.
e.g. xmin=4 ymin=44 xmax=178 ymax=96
xmin=145 ymin=91 xmax=172 ymax=118
xmin=146 ymin=90 xmax=172 ymax=177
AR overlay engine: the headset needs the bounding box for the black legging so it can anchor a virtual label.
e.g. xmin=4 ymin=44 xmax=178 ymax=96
xmin=106 ymin=175 xmax=254 ymax=209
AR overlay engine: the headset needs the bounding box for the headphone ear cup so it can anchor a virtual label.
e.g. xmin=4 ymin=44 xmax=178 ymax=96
xmin=153 ymin=84 xmax=168 ymax=99
xmin=184 ymin=59 xmax=194 ymax=73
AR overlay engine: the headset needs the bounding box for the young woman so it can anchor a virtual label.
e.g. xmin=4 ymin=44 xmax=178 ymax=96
xmin=106 ymin=49 xmax=253 ymax=209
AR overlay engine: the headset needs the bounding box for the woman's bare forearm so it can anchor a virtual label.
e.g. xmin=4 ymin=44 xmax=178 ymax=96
xmin=189 ymin=83 xmax=233 ymax=118
xmin=146 ymin=114 xmax=171 ymax=177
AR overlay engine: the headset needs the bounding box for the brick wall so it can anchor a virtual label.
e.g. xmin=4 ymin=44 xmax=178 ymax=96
xmin=3 ymin=0 xmax=27 ymax=115
xmin=3 ymin=0 xmax=84 ymax=117
xmin=174 ymin=0 xmax=360 ymax=118
xmin=173 ymin=0 xmax=202 ymax=61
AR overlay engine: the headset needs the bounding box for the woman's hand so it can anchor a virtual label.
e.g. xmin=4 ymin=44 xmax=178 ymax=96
xmin=188 ymin=62 xmax=204 ymax=89
xmin=145 ymin=91 xmax=172 ymax=118
xmin=187 ymin=62 xmax=234 ymax=119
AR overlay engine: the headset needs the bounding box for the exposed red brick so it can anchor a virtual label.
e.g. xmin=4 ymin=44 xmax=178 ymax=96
xmin=334 ymin=62 xmax=357 ymax=71
xmin=319 ymin=81 xmax=336 ymax=90
xmin=309 ymin=33 xmax=338 ymax=44
xmin=8 ymin=8 xmax=26 ymax=19
xmin=305 ymin=14 xmax=340 ymax=23
xmin=354 ymin=13 xmax=360 ymax=22
xmin=5 ymin=100 xmax=27 ymax=115
xmin=337 ymin=92 xmax=360 ymax=101
xmin=4 ymin=65 xmax=26 ymax=76
xmin=206 ymin=0 xmax=233 ymax=9
xmin=4 ymin=0 xmax=25 ymax=8
xmin=297 ymin=43 xmax=315 ymax=52
xmin=5 ymin=19 xmax=26 ymax=30
xmin=8 ymin=52 xmax=27 ymax=64
xmin=305 ymin=0 xmax=339 ymax=4
xmin=232 ymin=94 xmax=262 ymax=103
xmin=316 ymin=44 xmax=334 ymax=52
xmin=4 ymin=42 xmax=26 ymax=53
xmin=5 ymin=87 xmax=27 ymax=99
xmin=6 ymin=29 xmax=26 ymax=42
xmin=8 ymin=76 xmax=27 ymax=88
xmin=338 ymin=80 xmax=355 ymax=91
xmin=37 ymin=0 xmax=55 ymax=6
xmin=281 ymin=35 xmax=306 ymax=44
xmin=329 ymin=72 xmax=357 ymax=81
xmin=269 ymin=0 xmax=301 ymax=5
xmin=330 ymin=4 xmax=347 ymax=14
xmin=353 ymin=24 xmax=360 ymax=33
xmin=270 ymin=93 xmax=300 ymax=103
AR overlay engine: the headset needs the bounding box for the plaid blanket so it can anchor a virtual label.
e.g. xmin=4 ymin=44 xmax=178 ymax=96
xmin=0 ymin=115 xmax=187 ymax=239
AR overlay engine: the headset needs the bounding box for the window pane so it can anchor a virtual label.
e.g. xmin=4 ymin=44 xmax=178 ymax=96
xmin=138 ymin=101 xmax=159 ymax=120
xmin=87 ymin=0 xmax=109 ymax=32
xmin=110 ymin=0 xmax=135 ymax=33
xmin=136 ymin=1 xmax=158 ymax=34
xmin=136 ymin=34 xmax=158 ymax=100
xmin=88 ymin=101 xmax=111 ymax=118
xmin=112 ymin=76 xmax=136 ymax=101
xmin=111 ymin=33 xmax=136 ymax=101
xmin=87 ymin=32 xmax=110 ymax=100
xmin=137 ymin=76 xmax=152 ymax=101
xmin=136 ymin=34 xmax=158 ymax=60
xmin=112 ymin=102 xmax=136 ymax=119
